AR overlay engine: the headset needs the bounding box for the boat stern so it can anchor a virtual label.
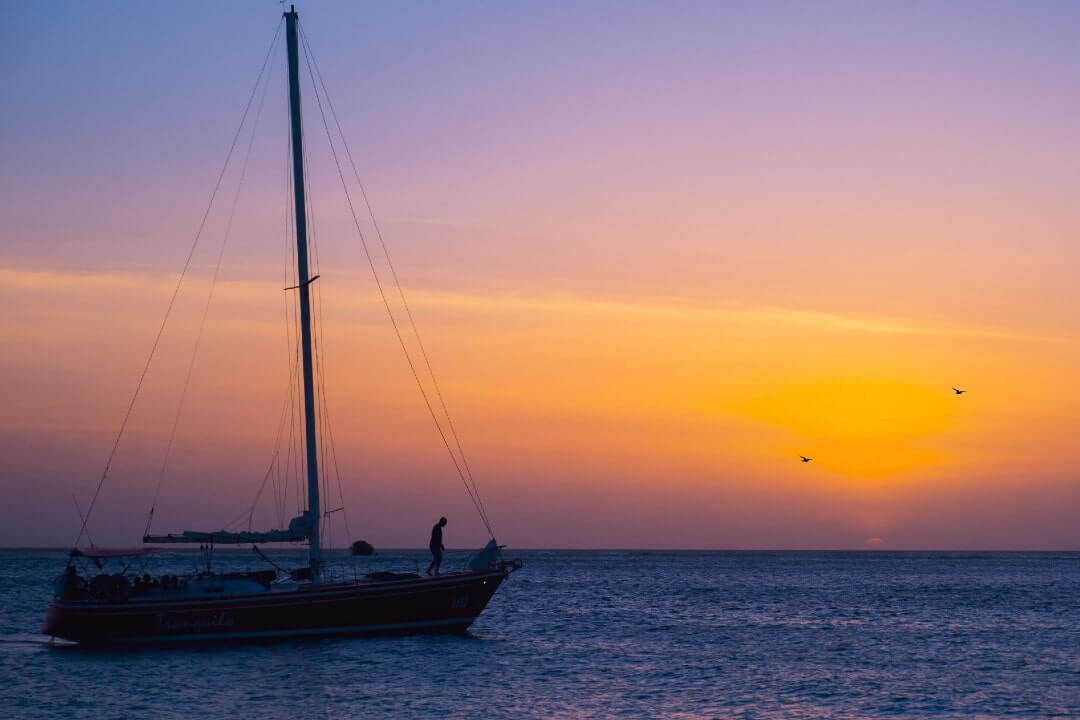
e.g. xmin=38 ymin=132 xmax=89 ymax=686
xmin=41 ymin=600 xmax=63 ymax=638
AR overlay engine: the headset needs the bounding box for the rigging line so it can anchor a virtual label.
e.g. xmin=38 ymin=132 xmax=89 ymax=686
xmin=280 ymin=251 xmax=301 ymax=527
xmin=309 ymin=272 xmax=354 ymax=547
xmin=305 ymin=257 xmax=354 ymax=547
xmin=223 ymin=446 xmax=278 ymax=533
xmin=285 ymin=113 xmax=304 ymax=518
xmin=145 ymin=26 xmax=279 ymax=538
xmin=227 ymin=369 xmax=292 ymax=534
xmin=277 ymin=155 xmax=290 ymax=529
xmin=283 ymin=115 xmax=301 ymax=524
xmin=74 ymin=18 xmax=285 ymax=549
xmin=297 ymin=33 xmax=486 ymax=530
xmin=252 ymin=545 xmax=289 ymax=575
xmin=265 ymin=348 xmax=301 ymax=529
xmin=298 ymin=28 xmax=490 ymax=533
xmin=281 ymin=340 xmax=302 ymax=526
xmin=308 ymin=209 xmax=353 ymax=547
xmin=71 ymin=494 xmax=95 ymax=549
xmin=309 ymin=187 xmax=353 ymax=548
xmin=290 ymin=324 xmax=303 ymax=517
xmin=300 ymin=27 xmax=464 ymax=543
xmin=298 ymin=30 xmax=493 ymax=537
xmin=243 ymin=402 xmax=294 ymax=529
xmin=323 ymin=404 xmax=353 ymax=544
xmin=264 ymin=353 xmax=295 ymax=530
xmin=296 ymin=87 xmax=334 ymax=548
xmin=300 ymin=25 xmax=494 ymax=532
xmin=296 ymin=71 xmax=324 ymax=537
xmin=304 ymin=157 xmax=331 ymax=533
xmin=230 ymin=415 xmax=285 ymax=533
xmin=300 ymin=22 xmax=485 ymax=501
xmin=310 ymin=300 xmax=353 ymax=548
xmin=271 ymin=421 xmax=285 ymax=528
xmin=285 ymin=349 xmax=302 ymax=518
xmin=299 ymin=119 xmax=353 ymax=551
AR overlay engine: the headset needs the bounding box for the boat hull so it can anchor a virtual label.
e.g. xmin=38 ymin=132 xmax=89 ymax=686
xmin=43 ymin=568 xmax=507 ymax=645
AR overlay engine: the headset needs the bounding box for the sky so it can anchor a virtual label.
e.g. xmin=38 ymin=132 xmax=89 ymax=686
xmin=1 ymin=1 xmax=1078 ymax=550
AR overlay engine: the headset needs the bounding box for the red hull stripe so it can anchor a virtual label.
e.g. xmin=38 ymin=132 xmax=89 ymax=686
xmin=54 ymin=569 xmax=501 ymax=613
xmin=52 ymin=570 xmax=505 ymax=613
xmin=44 ymin=569 xmax=507 ymax=644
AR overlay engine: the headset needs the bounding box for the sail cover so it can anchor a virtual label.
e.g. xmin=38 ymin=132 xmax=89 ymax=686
xmin=143 ymin=513 xmax=312 ymax=545
xmin=468 ymin=539 xmax=500 ymax=570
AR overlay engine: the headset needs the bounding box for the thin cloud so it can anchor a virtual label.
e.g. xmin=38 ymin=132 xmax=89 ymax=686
xmin=1 ymin=265 xmax=1074 ymax=347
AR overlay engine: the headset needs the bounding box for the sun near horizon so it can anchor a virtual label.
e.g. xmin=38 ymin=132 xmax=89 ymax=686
xmin=1 ymin=1 xmax=1078 ymax=551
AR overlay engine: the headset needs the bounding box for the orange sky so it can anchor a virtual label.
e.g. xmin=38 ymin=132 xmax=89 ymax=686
xmin=1 ymin=2 xmax=1078 ymax=549
xmin=2 ymin=264 xmax=1076 ymax=549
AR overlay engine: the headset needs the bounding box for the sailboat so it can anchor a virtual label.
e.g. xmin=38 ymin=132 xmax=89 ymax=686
xmin=42 ymin=6 xmax=520 ymax=645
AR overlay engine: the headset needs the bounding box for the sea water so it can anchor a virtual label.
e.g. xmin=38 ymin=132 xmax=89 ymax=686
xmin=2 ymin=549 xmax=1078 ymax=719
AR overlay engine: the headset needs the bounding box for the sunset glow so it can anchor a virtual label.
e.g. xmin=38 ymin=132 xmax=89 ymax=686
xmin=2 ymin=1 xmax=1078 ymax=550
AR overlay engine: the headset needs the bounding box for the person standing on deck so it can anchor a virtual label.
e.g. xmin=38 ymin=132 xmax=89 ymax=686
xmin=426 ymin=517 xmax=447 ymax=576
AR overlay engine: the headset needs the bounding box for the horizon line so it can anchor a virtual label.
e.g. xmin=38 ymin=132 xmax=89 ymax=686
xmin=3 ymin=546 xmax=1077 ymax=553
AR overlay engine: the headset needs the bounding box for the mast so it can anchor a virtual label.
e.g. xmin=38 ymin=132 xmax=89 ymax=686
xmin=284 ymin=5 xmax=321 ymax=576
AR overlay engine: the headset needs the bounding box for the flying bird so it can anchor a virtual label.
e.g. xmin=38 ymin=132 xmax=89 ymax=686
xmin=800 ymin=456 xmax=813 ymax=463
xmin=952 ymin=387 xmax=966 ymax=395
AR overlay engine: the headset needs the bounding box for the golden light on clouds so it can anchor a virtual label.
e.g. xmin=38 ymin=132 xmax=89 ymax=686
xmin=4 ymin=0 xmax=1080 ymax=550
xmin=1 ymin=262 xmax=1078 ymax=548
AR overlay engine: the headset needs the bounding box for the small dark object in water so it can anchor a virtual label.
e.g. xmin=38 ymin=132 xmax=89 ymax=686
xmin=350 ymin=540 xmax=375 ymax=556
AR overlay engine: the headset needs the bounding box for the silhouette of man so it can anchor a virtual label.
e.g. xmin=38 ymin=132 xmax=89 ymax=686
xmin=426 ymin=517 xmax=447 ymax=576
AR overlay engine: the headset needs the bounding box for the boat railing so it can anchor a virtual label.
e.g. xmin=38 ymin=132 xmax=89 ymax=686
xmin=318 ymin=563 xmax=354 ymax=585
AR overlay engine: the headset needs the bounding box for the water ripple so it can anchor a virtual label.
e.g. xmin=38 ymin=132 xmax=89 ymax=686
xmin=2 ymin=549 xmax=1079 ymax=718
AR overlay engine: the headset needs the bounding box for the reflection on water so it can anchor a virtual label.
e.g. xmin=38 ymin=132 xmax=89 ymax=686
xmin=3 ymin=549 xmax=1079 ymax=718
